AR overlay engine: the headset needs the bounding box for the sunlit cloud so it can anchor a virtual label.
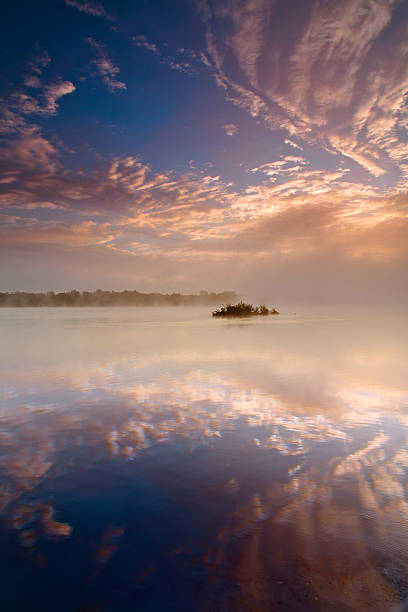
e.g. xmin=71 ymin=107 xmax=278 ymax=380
xmin=87 ymin=37 xmax=126 ymax=92
xmin=0 ymin=127 xmax=59 ymax=172
xmin=222 ymin=123 xmax=238 ymax=136
xmin=0 ymin=1 xmax=407 ymax=300
xmin=1 ymin=138 xmax=407 ymax=290
xmin=285 ymin=139 xmax=303 ymax=151
xmin=199 ymin=0 xmax=408 ymax=181
xmin=0 ymin=220 xmax=114 ymax=247
xmin=12 ymin=81 xmax=76 ymax=116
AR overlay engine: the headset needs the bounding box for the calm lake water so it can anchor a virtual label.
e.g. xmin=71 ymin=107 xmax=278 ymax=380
xmin=1 ymin=306 xmax=408 ymax=611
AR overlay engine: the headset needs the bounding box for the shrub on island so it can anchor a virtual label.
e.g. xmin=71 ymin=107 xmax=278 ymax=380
xmin=212 ymin=302 xmax=279 ymax=317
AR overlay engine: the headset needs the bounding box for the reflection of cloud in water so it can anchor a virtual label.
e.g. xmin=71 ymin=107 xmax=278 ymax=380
xmin=333 ymin=432 xmax=389 ymax=476
xmin=1 ymin=367 xmax=408 ymax=557
xmin=1 ymin=311 xmax=408 ymax=608
xmin=10 ymin=503 xmax=72 ymax=548
xmin=94 ymin=526 xmax=125 ymax=565
xmin=201 ymin=445 xmax=408 ymax=609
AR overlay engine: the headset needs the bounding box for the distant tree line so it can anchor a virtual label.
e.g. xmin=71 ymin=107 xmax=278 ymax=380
xmin=0 ymin=289 xmax=238 ymax=307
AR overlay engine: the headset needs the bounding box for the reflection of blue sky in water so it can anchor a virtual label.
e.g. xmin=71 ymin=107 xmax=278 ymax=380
xmin=1 ymin=308 xmax=408 ymax=609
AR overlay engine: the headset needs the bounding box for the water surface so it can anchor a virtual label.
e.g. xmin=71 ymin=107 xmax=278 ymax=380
xmin=1 ymin=307 xmax=408 ymax=610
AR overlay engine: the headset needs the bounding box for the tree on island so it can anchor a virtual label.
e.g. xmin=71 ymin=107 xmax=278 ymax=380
xmin=212 ymin=302 xmax=279 ymax=317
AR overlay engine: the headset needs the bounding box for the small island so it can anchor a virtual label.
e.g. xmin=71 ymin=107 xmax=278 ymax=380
xmin=212 ymin=302 xmax=279 ymax=317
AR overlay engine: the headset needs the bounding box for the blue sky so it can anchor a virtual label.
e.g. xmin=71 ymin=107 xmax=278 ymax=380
xmin=1 ymin=0 xmax=407 ymax=304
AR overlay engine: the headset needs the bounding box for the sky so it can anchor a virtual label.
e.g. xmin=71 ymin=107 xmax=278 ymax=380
xmin=0 ymin=0 xmax=407 ymax=305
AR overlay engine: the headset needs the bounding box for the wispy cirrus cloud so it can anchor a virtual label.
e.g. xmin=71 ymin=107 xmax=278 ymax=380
xmin=61 ymin=0 xmax=112 ymax=20
xmin=249 ymin=155 xmax=307 ymax=179
xmin=133 ymin=35 xmax=195 ymax=74
xmin=87 ymin=38 xmax=126 ymax=92
xmin=285 ymin=139 xmax=303 ymax=151
xmin=199 ymin=0 xmax=408 ymax=183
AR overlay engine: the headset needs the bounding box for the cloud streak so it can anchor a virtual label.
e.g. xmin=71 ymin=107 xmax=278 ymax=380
xmin=62 ymin=0 xmax=112 ymax=20
xmin=199 ymin=0 xmax=408 ymax=182
xmin=133 ymin=35 xmax=195 ymax=74
xmin=222 ymin=124 xmax=238 ymax=136
xmin=87 ymin=38 xmax=126 ymax=92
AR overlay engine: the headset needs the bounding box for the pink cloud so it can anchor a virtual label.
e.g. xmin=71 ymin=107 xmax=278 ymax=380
xmin=0 ymin=128 xmax=58 ymax=172
xmin=199 ymin=0 xmax=408 ymax=181
xmin=87 ymin=38 xmax=126 ymax=92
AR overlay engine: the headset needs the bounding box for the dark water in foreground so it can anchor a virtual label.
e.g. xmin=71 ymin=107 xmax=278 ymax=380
xmin=1 ymin=307 xmax=408 ymax=611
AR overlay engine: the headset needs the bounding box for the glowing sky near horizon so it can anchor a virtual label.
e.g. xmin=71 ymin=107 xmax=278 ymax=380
xmin=0 ymin=0 xmax=407 ymax=303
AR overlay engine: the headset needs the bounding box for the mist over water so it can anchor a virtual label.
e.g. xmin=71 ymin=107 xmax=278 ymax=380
xmin=1 ymin=306 xmax=408 ymax=610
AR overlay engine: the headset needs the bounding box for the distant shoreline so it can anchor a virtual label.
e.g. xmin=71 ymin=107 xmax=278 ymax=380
xmin=0 ymin=290 xmax=238 ymax=308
